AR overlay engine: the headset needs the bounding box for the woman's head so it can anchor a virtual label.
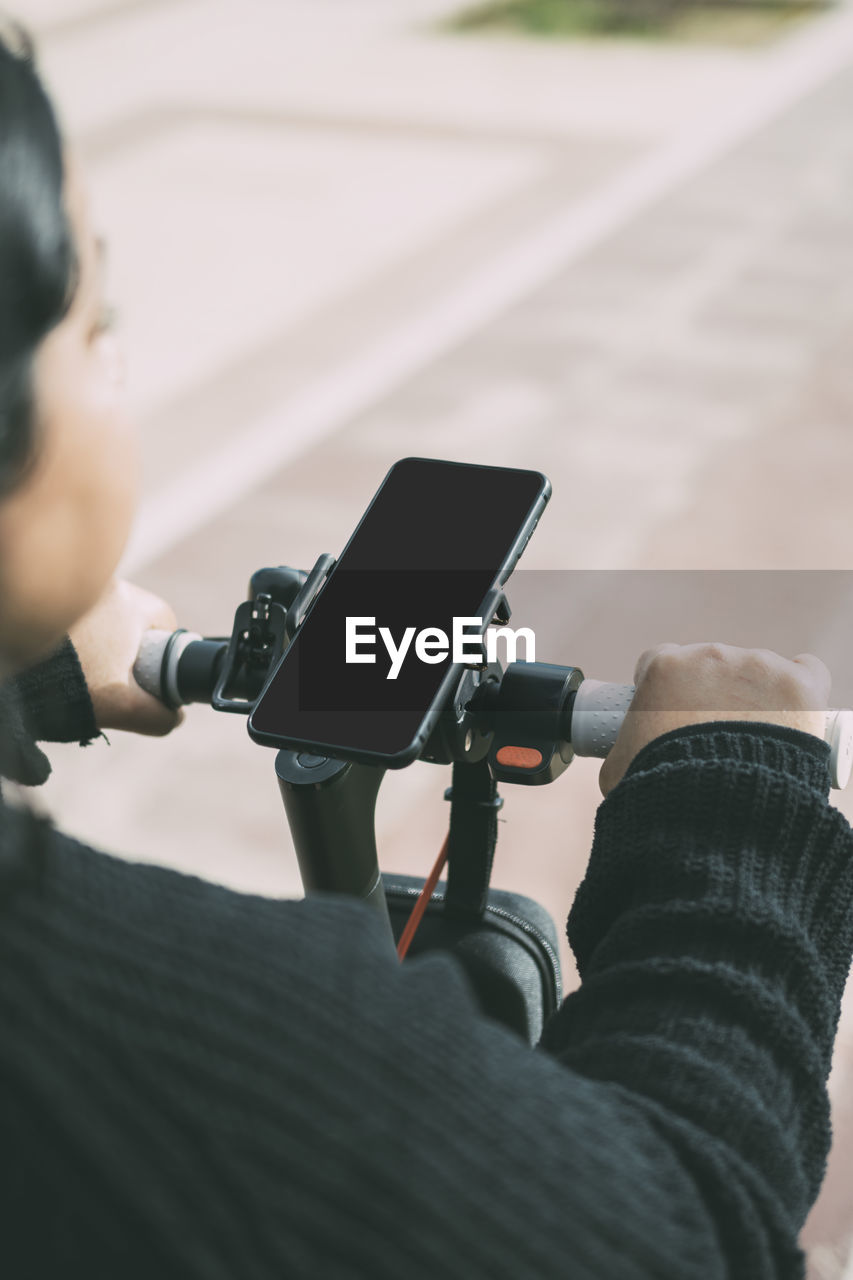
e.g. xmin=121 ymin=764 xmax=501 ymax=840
xmin=0 ymin=24 xmax=136 ymax=673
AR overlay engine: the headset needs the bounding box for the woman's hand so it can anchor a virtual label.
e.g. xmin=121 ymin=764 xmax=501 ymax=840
xmin=599 ymin=642 xmax=830 ymax=796
xmin=68 ymin=578 xmax=184 ymax=736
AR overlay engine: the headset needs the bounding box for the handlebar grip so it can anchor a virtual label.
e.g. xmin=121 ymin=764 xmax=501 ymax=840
xmin=570 ymin=680 xmax=853 ymax=790
xmin=133 ymin=628 xmax=173 ymax=699
xmin=570 ymin=680 xmax=634 ymax=759
xmin=826 ymin=709 xmax=853 ymax=791
xmin=133 ymin=628 xmax=209 ymax=707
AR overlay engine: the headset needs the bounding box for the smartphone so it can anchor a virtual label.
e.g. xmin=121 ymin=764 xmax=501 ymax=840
xmin=247 ymin=457 xmax=550 ymax=766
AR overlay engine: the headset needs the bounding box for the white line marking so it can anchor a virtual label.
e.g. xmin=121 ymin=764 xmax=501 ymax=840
xmin=122 ymin=6 xmax=853 ymax=573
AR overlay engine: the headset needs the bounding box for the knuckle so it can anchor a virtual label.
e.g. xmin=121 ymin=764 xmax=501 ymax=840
xmin=775 ymin=669 xmax=811 ymax=708
xmin=638 ymin=643 xmax=679 ymax=678
xmin=742 ymin=649 xmax=775 ymax=681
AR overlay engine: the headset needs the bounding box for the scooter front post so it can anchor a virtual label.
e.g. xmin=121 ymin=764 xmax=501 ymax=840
xmin=274 ymin=750 xmax=393 ymax=943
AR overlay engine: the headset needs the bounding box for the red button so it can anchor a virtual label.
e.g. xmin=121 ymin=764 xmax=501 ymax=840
xmin=496 ymin=746 xmax=543 ymax=769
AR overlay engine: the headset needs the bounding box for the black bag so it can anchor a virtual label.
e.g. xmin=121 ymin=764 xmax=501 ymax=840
xmin=383 ymin=873 xmax=562 ymax=1046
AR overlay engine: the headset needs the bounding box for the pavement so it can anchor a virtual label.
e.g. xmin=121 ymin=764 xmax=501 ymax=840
xmin=14 ymin=0 xmax=853 ymax=1273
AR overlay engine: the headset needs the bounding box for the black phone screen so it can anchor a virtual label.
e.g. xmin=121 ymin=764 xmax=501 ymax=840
xmin=248 ymin=458 xmax=548 ymax=761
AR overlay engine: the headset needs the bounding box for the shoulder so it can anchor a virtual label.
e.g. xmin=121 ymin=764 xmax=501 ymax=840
xmin=0 ymin=805 xmax=409 ymax=1063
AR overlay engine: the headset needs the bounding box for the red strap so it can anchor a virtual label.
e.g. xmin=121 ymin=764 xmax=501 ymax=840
xmin=396 ymin=832 xmax=450 ymax=962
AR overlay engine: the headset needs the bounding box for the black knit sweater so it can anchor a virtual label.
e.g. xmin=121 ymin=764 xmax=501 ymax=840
xmin=1 ymin=642 xmax=852 ymax=1279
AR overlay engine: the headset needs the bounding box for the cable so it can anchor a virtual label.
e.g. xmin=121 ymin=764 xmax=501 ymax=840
xmin=396 ymin=832 xmax=450 ymax=962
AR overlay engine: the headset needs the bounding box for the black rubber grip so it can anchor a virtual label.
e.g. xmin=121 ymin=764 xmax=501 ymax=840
xmin=175 ymin=639 xmax=228 ymax=704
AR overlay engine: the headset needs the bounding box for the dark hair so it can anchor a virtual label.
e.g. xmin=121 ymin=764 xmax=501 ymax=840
xmin=0 ymin=22 xmax=77 ymax=495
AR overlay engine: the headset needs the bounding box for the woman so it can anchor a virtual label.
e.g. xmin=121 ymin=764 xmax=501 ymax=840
xmin=2 ymin=24 xmax=852 ymax=1279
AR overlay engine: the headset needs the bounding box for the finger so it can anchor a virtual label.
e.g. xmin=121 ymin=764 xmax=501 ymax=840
xmin=679 ymin=640 xmax=741 ymax=663
xmin=139 ymin=591 xmax=179 ymax=633
xmin=598 ymin=755 xmax=616 ymax=798
xmin=131 ymin=680 xmax=184 ymax=735
xmin=104 ymin=679 xmax=185 ymax=736
xmin=130 ymin=694 xmax=185 ymax=737
xmin=633 ymin=643 xmax=680 ymax=686
xmin=792 ymin=652 xmax=832 ymax=703
xmin=118 ymin=580 xmax=179 ymax=633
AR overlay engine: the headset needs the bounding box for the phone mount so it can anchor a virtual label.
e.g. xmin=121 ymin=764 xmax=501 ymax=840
xmin=210 ymin=557 xmax=585 ymax=943
xmin=208 ymin=566 xmax=306 ymax=713
xmin=144 ymin=558 xmax=592 ymax=942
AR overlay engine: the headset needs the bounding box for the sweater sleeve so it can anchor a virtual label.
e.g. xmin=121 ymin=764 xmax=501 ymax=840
xmin=10 ymin=636 xmax=98 ymax=746
xmin=540 ymin=720 xmax=853 ymax=1279
xmin=0 ymin=724 xmax=851 ymax=1280
xmin=0 ymin=637 xmax=98 ymax=786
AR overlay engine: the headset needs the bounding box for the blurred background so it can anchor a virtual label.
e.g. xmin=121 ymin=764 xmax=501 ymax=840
xmin=21 ymin=0 xmax=853 ymax=1273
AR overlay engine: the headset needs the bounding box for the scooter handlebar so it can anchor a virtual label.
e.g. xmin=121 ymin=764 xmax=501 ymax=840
xmin=134 ymin=631 xmax=853 ymax=789
xmin=134 ymin=628 xmax=219 ymax=708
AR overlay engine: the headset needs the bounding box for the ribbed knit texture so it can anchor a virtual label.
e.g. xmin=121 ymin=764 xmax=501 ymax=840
xmin=0 ymin=637 xmax=98 ymax=785
xmin=543 ymin=722 xmax=853 ymax=1279
xmin=1 ymin=663 xmax=852 ymax=1277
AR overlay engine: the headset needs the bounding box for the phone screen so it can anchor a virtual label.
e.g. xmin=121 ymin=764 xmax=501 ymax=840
xmin=248 ymin=458 xmax=549 ymax=762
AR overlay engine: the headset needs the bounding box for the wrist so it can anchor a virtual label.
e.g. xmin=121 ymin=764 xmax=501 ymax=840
xmin=622 ymin=720 xmax=832 ymax=796
xmin=10 ymin=635 xmax=99 ymax=746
